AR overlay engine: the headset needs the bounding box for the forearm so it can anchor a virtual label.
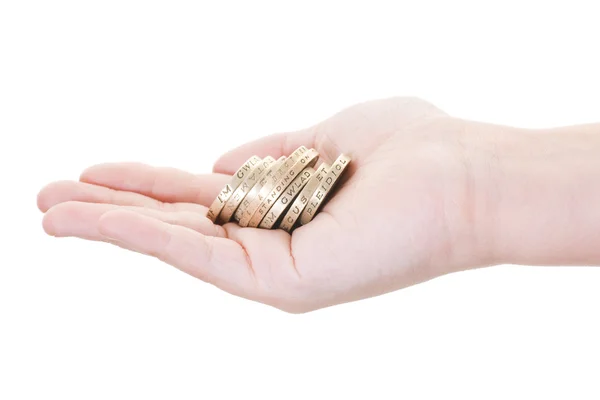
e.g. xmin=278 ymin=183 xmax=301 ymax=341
xmin=478 ymin=122 xmax=600 ymax=266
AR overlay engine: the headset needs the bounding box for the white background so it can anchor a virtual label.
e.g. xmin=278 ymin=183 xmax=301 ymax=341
xmin=1 ymin=1 xmax=599 ymax=399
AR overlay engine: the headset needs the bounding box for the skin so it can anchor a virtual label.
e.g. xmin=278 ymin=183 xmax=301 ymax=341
xmin=37 ymin=97 xmax=600 ymax=313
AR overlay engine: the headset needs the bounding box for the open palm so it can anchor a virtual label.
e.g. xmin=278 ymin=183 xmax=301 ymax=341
xmin=38 ymin=97 xmax=485 ymax=312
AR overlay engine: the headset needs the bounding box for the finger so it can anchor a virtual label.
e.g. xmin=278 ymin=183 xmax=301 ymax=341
xmin=212 ymin=130 xmax=316 ymax=175
xmin=37 ymin=180 xmax=204 ymax=213
xmin=42 ymin=201 xmax=227 ymax=240
xmin=98 ymin=210 xmax=257 ymax=299
xmin=80 ymin=162 xmax=230 ymax=206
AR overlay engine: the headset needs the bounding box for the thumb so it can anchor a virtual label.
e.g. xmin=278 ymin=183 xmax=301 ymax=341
xmin=212 ymin=129 xmax=316 ymax=175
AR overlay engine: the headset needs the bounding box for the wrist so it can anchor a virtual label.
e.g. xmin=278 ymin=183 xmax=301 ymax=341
xmin=476 ymin=122 xmax=600 ymax=267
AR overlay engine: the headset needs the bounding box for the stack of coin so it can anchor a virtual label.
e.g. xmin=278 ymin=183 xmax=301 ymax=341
xmin=206 ymin=147 xmax=351 ymax=232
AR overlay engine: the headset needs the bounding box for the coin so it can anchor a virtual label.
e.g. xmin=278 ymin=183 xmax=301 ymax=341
xmin=259 ymin=167 xmax=315 ymax=229
xmin=233 ymin=156 xmax=286 ymax=222
xmin=218 ymin=156 xmax=275 ymax=223
xmin=247 ymin=148 xmax=319 ymax=228
xmin=206 ymin=155 xmax=261 ymax=222
xmin=299 ymin=153 xmax=351 ymax=225
xmin=238 ymin=146 xmax=308 ymax=227
xmin=278 ymin=162 xmax=330 ymax=232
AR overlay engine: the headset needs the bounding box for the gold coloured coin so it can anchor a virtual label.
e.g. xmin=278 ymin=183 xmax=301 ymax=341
xmin=206 ymin=155 xmax=261 ymax=222
xmin=234 ymin=156 xmax=286 ymax=222
xmin=247 ymin=148 xmax=319 ymax=228
xmin=278 ymin=162 xmax=330 ymax=232
xmin=259 ymin=167 xmax=315 ymax=229
xmin=238 ymin=146 xmax=308 ymax=227
xmin=299 ymin=153 xmax=351 ymax=225
xmin=218 ymin=156 xmax=275 ymax=223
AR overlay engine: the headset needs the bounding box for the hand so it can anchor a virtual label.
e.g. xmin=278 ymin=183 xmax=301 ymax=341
xmin=38 ymin=97 xmax=499 ymax=312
